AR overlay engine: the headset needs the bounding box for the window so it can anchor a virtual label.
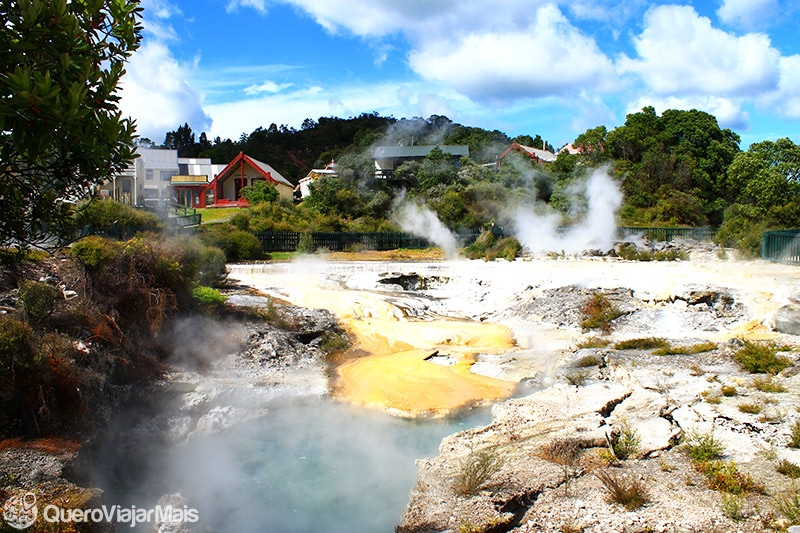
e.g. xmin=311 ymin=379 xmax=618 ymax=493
xmin=161 ymin=170 xmax=177 ymax=181
xmin=146 ymin=169 xmax=154 ymax=181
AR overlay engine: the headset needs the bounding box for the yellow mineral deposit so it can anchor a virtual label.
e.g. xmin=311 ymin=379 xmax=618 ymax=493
xmin=234 ymin=270 xmax=517 ymax=417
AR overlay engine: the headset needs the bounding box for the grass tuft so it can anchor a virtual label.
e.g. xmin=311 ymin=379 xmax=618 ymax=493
xmin=752 ymin=376 xmax=787 ymax=393
xmin=738 ymin=402 xmax=763 ymax=414
xmin=576 ymin=337 xmax=610 ymax=349
xmin=789 ymin=420 xmax=800 ymax=449
xmin=652 ymin=341 xmax=717 ymax=356
xmin=574 ymin=354 xmax=601 ymax=367
xmin=452 ymin=448 xmax=503 ymax=496
xmin=614 ymin=337 xmax=670 ymax=351
xmin=595 ymin=469 xmax=650 ymax=510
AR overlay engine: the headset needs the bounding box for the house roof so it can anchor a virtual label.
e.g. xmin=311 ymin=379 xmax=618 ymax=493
xmin=211 ymin=152 xmax=293 ymax=189
xmin=372 ymin=145 xmax=469 ymax=159
xmin=137 ymin=148 xmax=178 ymax=169
xmin=499 ymin=142 xmax=557 ymax=163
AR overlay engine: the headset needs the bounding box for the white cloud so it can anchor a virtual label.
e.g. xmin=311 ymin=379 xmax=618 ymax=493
xmin=243 ymin=81 xmax=294 ymax=95
xmin=768 ymin=55 xmax=800 ymax=119
xmin=718 ymin=0 xmax=778 ymax=30
xmin=226 ymin=0 xmax=268 ymax=15
xmin=621 ymin=5 xmax=781 ymax=98
xmin=119 ymin=42 xmax=211 ymax=142
xmin=203 ymin=81 xmax=479 ymax=140
xmin=408 ymin=5 xmax=615 ymax=102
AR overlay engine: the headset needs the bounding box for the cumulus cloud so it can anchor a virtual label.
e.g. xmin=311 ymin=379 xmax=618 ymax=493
xmin=620 ymin=5 xmax=781 ymax=98
xmin=408 ymin=5 xmax=615 ymax=102
xmin=119 ymin=42 xmax=211 ymax=141
xmin=718 ymin=0 xmax=778 ymax=30
xmin=768 ymin=55 xmax=800 ymax=119
xmin=119 ymin=0 xmax=210 ymax=141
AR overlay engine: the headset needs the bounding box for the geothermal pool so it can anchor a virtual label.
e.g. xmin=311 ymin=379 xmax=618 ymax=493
xmin=95 ymin=256 xmax=800 ymax=532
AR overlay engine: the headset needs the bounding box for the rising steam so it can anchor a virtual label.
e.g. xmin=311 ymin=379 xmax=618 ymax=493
xmin=392 ymin=192 xmax=460 ymax=259
xmin=513 ymin=167 xmax=622 ymax=254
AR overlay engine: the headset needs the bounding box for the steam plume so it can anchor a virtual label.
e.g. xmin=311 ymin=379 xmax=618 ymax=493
xmin=392 ymin=192 xmax=460 ymax=259
xmin=513 ymin=167 xmax=622 ymax=254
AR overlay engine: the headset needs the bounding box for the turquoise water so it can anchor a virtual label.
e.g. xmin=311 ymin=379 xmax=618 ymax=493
xmin=96 ymin=395 xmax=491 ymax=532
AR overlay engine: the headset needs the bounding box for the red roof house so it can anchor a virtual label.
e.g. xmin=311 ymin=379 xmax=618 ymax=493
xmin=207 ymin=152 xmax=295 ymax=206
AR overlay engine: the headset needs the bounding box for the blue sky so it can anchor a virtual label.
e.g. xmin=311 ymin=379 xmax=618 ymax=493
xmin=119 ymin=0 xmax=800 ymax=150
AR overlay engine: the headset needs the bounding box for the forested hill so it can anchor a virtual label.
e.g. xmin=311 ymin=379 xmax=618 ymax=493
xmin=152 ymin=108 xmax=800 ymax=256
xmin=151 ymin=113 xmax=548 ymax=184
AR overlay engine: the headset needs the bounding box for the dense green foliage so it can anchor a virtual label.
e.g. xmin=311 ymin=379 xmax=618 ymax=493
xmin=0 ymin=0 xmax=143 ymax=249
xmin=158 ymin=107 xmax=799 ymax=258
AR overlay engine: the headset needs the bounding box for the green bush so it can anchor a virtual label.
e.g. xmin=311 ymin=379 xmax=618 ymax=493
xmin=199 ymin=225 xmax=264 ymax=261
xmin=74 ymin=199 xmax=162 ymax=232
xmin=580 ymin=293 xmax=624 ymax=332
xmin=0 ymin=316 xmax=34 ymax=375
xmin=684 ymin=431 xmax=725 ymax=463
xmin=70 ymin=235 xmax=119 ymax=270
xmin=230 ymin=230 xmax=264 ymax=260
xmin=18 ymin=280 xmax=59 ymax=321
xmin=191 ymin=285 xmax=227 ymax=308
xmin=734 ymin=341 xmax=793 ymax=374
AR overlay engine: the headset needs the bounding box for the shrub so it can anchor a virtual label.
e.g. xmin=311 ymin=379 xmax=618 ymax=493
xmin=191 ymin=286 xmax=227 ymax=308
xmin=611 ymin=422 xmax=641 ymax=460
xmin=734 ymin=341 xmax=793 ymax=374
xmin=684 ymin=432 xmax=725 ymax=463
xmin=774 ymin=483 xmax=800 ymax=524
xmin=74 ymin=199 xmax=162 ymax=233
xmin=721 ymin=494 xmax=745 ymax=522
xmin=595 ymin=469 xmax=649 ymax=510
xmin=319 ymin=331 xmax=350 ymax=354
xmin=777 ymin=459 xmax=800 ymax=479
xmin=720 ymin=385 xmax=738 ymax=397
xmin=614 ymin=337 xmax=669 ymax=350
xmin=230 ymin=230 xmax=265 ymax=261
xmin=0 ymin=316 xmax=34 ymax=375
xmin=70 ymin=235 xmax=118 ymax=270
xmin=789 ymin=420 xmax=800 ymax=449
xmin=452 ymin=448 xmax=503 ymax=496
xmin=18 ymin=280 xmax=59 ymax=321
xmin=697 ymin=460 xmax=759 ymax=494
xmin=580 ymin=292 xmax=624 ymax=332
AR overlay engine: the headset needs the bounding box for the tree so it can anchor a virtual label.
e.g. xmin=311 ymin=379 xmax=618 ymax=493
xmin=239 ymin=180 xmax=279 ymax=205
xmin=0 ymin=0 xmax=143 ymax=250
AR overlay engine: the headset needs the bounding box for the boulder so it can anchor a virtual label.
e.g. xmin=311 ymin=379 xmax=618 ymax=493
xmin=775 ymin=304 xmax=800 ymax=336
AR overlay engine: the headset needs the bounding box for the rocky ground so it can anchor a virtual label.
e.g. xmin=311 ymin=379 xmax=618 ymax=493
xmin=392 ymin=242 xmax=800 ymax=533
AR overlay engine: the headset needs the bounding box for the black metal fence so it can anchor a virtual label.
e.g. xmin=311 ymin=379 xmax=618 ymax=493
xmin=762 ymin=229 xmax=800 ymax=264
xmin=616 ymin=226 xmax=718 ymax=242
xmin=254 ymin=230 xmax=484 ymax=252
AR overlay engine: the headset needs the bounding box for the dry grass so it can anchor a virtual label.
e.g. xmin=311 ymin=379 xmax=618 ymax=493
xmin=452 ymin=448 xmax=503 ymax=496
xmin=595 ymin=469 xmax=650 ymax=510
xmin=614 ymin=337 xmax=670 ymax=350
